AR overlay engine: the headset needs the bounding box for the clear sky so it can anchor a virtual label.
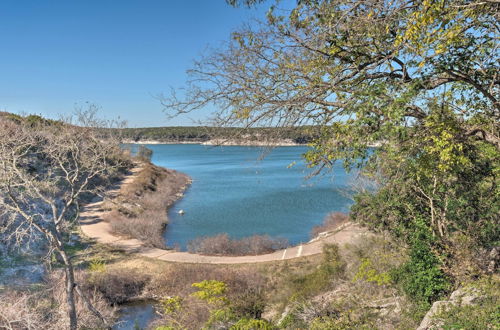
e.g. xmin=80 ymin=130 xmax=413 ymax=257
xmin=0 ymin=0 xmax=269 ymax=127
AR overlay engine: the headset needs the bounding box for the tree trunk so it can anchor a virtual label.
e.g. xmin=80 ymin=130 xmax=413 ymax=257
xmin=60 ymin=249 xmax=78 ymax=330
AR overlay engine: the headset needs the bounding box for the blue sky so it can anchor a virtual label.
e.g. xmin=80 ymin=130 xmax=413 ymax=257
xmin=0 ymin=1 xmax=270 ymax=126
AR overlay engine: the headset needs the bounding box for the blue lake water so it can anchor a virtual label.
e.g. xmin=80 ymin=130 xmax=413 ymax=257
xmin=142 ymin=144 xmax=355 ymax=250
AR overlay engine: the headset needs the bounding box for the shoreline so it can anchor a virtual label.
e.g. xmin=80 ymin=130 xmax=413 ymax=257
xmin=122 ymin=139 xmax=382 ymax=147
xmin=80 ymin=165 xmax=369 ymax=263
xmin=106 ymin=163 xmax=191 ymax=248
xmin=122 ymin=139 xmax=304 ymax=147
xmin=80 ymin=164 xmax=191 ymax=249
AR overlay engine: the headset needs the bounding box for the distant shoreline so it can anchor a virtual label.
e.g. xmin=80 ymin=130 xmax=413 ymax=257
xmin=121 ymin=139 xmax=304 ymax=147
xmin=122 ymin=139 xmax=382 ymax=147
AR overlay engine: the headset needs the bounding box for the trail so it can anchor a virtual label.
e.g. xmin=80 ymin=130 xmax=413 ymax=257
xmin=80 ymin=167 xmax=369 ymax=264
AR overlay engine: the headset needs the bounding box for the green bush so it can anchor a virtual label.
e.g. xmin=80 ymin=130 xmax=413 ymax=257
xmin=353 ymin=258 xmax=391 ymax=286
xmin=230 ymin=288 xmax=266 ymax=319
xmin=391 ymin=239 xmax=450 ymax=305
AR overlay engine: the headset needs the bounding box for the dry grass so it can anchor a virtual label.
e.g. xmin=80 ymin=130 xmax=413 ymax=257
xmin=84 ymin=267 xmax=151 ymax=304
xmin=265 ymin=236 xmax=417 ymax=329
xmin=146 ymin=263 xmax=266 ymax=298
xmin=187 ymin=233 xmax=288 ymax=256
xmin=0 ymin=270 xmax=116 ymax=330
xmin=107 ymin=209 xmax=167 ymax=248
xmin=0 ymin=290 xmax=53 ymax=330
xmin=66 ymin=224 xmax=418 ymax=329
xmin=104 ymin=162 xmax=190 ymax=248
xmin=146 ymin=264 xmax=268 ymax=329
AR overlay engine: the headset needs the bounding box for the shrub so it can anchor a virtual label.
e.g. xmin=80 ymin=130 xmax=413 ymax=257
xmin=136 ymin=145 xmax=153 ymax=161
xmin=88 ymin=257 xmax=106 ymax=273
xmin=191 ymin=280 xmax=228 ymax=304
xmin=107 ymin=209 xmax=167 ymax=248
xmin=85 ymin=267 xmax=151 ymax=304
xmin=120 ymin=163 xmax=167 ymax=198
xmin=353 ymin=258 xmax=392 ymax=286
xmin=105 ymin=162 xmax=190 ymax=248
xmin=310 ymin=212 xmax=348 ymax=238
xmin=0 ymin=271 xmax=116 ymax=330
xmin=147 ymin=264 xmax=266 ymax=301
xmin=391 ymin=240 xmax=450 ymax=305
xmin=0 ymin=290 xmax=53 ymax=329
xmin=187 ymin=233 xmax=288 ymax=256
xmin=148 ymin=265 xmax=268 ymax=329
xmin=230 ymin=287 xmax=267 ymax=320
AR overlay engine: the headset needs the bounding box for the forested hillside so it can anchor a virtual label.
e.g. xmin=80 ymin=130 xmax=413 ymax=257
xmin=118 ymin=126 xmax=318 ymax=144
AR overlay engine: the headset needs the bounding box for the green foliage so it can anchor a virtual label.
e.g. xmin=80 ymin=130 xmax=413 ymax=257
xmin=166 ymin=1 xmax=499 ymax=306
xmin=88 ymin=258 xmax=106 ymax=273
xmin=24 ymin=114 xmax=51 ymax=127
xmin=391 ymin=238 xmax=450 ymax=305
xmin=191 ymin=280 xmax=228 ymax=305
xmin=352 ymin=102 xmax=498 ymax=290
xmin=0 ymin=112 xmax=61 ymax=127
xmin=161 ymin=296 xmax=183 ymax=314
xmin=205 ymin=307 xmax=237 ymax=329
xmin=118 ymin=126 xmax=317 ymax=144
xmin=191 ymin=280 xmax=237 ymax=328
xmin=157 ymin=278 xmax=270 ymax=329
xmin=440 ymin=302 xmax=500 ymax=330
xmin=353 ymin=258 xmax=391 ymax=286
xmin=230 ymin=288 xmax=267 ymax=320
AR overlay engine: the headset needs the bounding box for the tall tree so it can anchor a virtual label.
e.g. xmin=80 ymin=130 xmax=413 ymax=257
xmin=0 ymin=109 xmax=128 ymax=329
xmin=166 ymin=0 xmax=498 ymax=153
xmin=164 ymin=0 xmax=499 ymax=289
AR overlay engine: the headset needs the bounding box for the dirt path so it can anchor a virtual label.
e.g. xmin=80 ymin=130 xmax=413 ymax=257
xmin=80 ymin=167 xmax=369 ymax=264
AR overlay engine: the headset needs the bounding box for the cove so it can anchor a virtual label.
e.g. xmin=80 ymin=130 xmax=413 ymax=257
xmin=143 ymin=144 xmax=355 ymax=250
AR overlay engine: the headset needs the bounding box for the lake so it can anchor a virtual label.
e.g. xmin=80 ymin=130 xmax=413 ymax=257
xmin=142 ymin=144 xmax=355 ymax=250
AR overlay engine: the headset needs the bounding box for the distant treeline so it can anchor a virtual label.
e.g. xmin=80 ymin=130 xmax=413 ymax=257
xmin=0 ymin=112 xmax=321 ymax=144
xmin=118 ymin=126 xmax=320 ymax=144
xmin=0 ymin=112 xmax=62 ymax=127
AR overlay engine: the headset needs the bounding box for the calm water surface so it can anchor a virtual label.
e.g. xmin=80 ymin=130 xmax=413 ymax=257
xmin=142 ymin=144 xmax=354 ymax=250
xmin=112 ymin=302 xmax=156 ymax=330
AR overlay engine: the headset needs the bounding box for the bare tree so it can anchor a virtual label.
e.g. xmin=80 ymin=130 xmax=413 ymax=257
xmin=0 ymin=109 xmax=129 ymax=329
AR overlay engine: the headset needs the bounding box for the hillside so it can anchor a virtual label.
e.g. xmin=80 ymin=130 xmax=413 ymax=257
xmin=117 ymin=126 xmax=318 ymax=144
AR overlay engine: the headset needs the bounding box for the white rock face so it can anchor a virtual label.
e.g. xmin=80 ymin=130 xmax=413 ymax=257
xmin=417 ymin=287 xmax=484 ymax=330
